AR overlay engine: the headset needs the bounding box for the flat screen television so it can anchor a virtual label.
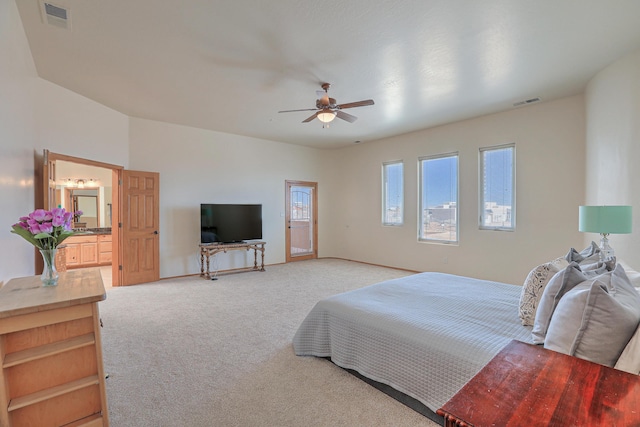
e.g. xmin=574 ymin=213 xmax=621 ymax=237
xmin=200 ymin=204 xmax=262 ymax=243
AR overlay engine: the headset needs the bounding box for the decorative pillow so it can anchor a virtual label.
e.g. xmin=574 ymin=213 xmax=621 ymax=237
xmin=580 ymin=261 xmax=613 ymax=278
xmin=619 ymin=260 xmax=640 ymax=288
xmin=531 ymin=263 xmax=587 ymax=344
xmin=518 ymin=257 xmax=568 ymax=326
xmin=615 ymin=322 xmax=640 ymax=374
xmin=544 ymin=264 xmax=640 ymax=367
xmin=580 ymin=258 xmax=616 ymax=274
xmin=565 ymin=241 xmax=600 ymax=265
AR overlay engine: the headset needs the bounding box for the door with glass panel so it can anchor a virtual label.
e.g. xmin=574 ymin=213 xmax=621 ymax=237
xmin=285 ymin=181 xmax=318 ymax=262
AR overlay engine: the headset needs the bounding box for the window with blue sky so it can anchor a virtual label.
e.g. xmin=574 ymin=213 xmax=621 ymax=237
xmin=382 ymin=161 xmax=403 ymax=226
xmin=419 ymin=153 xmax=459 ymax=243
xmin=480 ymin=144 xmax=515 ymax=230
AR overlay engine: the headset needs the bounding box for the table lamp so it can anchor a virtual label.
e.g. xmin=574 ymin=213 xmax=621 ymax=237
xmin=578 ymin=205 xmax=632 ymax=261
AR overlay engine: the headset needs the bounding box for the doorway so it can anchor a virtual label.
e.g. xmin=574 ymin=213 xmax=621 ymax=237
xmin=285 ymin=180 xmax=318 ymax=262
xmin=39 ymin=151 xmax=160 ymax=286
xmin=42 ymin=150 xmax=122 ymax=286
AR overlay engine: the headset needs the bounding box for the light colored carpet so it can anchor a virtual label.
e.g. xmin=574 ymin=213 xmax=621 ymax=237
xmin=100 ymin=258 xmax=440 ymax=426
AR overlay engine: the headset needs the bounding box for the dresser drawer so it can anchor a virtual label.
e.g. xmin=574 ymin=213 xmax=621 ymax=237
xmin=97 ymin=234 xmax=112 ymax=266
xmin=66 ymin=235 xmax=98 ymax=244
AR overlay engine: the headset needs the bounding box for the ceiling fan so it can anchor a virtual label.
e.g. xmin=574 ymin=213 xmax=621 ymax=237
xmin=278 ymin=83 xmax=374 ymax=126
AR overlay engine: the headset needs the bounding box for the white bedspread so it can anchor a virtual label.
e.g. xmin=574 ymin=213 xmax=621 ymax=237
xmin=293 ymin=272 xmax=532 ymax=412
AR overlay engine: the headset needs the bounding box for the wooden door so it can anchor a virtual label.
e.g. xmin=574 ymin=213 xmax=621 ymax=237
xmin=120 ymin=170 xmax=160 ymax=285
xmin=285 ymin=180 xmax=318 ymax=262
xmin=43 ymin=151 xmax=56 ymax=211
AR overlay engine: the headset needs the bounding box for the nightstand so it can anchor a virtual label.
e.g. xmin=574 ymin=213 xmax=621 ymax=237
xmin=437 ymin=340 xmax=640 ymax=427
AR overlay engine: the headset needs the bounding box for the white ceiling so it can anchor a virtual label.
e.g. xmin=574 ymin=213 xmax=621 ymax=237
xmin=16 ymin=0 xmax=640 ymax=149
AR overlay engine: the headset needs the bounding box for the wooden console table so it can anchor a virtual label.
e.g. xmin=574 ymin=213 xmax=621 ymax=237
xmin=0 ymin=268 xmax=109 ymax=426
xmin=199 ymin=241 xmax=266 ymax=279
xmin=437 ymin=340 xmax=640 ymax=427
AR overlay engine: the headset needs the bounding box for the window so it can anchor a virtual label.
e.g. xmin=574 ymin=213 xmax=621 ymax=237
xmin=382 ymin=161 xmax=403 ymax=225
xmin=419 ymin=153 xmax=458 ymax=243
xmin=479 ymin=144 xmax=515 ymax=230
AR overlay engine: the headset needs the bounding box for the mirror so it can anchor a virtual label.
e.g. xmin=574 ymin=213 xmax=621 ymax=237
xmin=71 ymin=191 xmax=99 ymax=228
xmin=55 ymin=161 xmax=113 ymax=228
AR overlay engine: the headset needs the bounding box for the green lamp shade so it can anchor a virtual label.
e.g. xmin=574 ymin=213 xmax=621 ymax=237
xmin=578 ymin=205 xmax=633 ymax=234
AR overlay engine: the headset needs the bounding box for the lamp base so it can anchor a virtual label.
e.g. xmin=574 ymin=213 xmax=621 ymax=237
xmin=599 ymin=233 xmax=615 ymax=262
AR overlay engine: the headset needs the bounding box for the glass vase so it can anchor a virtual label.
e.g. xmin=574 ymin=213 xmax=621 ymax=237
xmin=40 ymin=248 xmax=59 ymax=286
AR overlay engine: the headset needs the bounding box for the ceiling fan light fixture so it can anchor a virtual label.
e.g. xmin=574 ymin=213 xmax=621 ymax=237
xmin=317 ymin=109 xmax=336 ymax=123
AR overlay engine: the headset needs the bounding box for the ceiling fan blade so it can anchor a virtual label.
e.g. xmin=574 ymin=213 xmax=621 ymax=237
xmin=336 ymin=110 xmax=358 ymax=123
xmin=337 ymin=99 xmax=375 ymax=109
xmin=278 ymin=108 xmax=318 ymax=113
xmin=302 ymin=112 xmax=320 ymax=123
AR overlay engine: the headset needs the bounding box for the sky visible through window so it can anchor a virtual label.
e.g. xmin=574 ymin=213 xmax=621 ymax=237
xmin=383 ymin=162 xmax=403 ymax=224
xmin=385 ymin=153 xmax=512 ymax=209
xmin=385 ymin=164 xmax=403 ymax=204
xmin=483 ymin=148 xmax=513 ymax=207
xmin=481 ymin=145 xmax=514 ymax=228
xmin=385 ymin=159 xmax=460 ymax=213
xmin=422 ymin=156 xmax=457 ymax=208
xmin=420 ymin=155 xmax=458 ymax=242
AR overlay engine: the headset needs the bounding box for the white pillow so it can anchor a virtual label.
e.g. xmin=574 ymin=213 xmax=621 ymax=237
xmin=619 ymin=259 xmax=640 ymax=288
xmin=580 ymin=257 xmax=616 ymax=274
xmin=565 ymin=241 xmax=600 ymax=265
xmin=531 ymin=263 xmax=587 ymax=344
xmin=518 ymin=257 xmax=568 ymax=326
xmin=615 ymin=323 xmax=640 ymax=374
xmin=545 ymin=264 xmax=640 ymax=367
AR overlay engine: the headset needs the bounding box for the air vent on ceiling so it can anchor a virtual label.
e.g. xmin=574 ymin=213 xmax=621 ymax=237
xmin=40 ymin=1 xmax=71 ymax=30
xmin=513 ymin=97 xmax=541 ymax=107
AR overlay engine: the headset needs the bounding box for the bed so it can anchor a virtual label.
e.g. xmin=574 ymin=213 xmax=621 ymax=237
xmin=293 ymin=259 xmax=640 ymax=420
xmin=293 ymin=272 xmax=532 ymax=416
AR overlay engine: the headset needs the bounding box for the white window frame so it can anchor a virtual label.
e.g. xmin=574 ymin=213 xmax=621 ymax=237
xmin=418 ymin=152 xmax=459 ymax=243
xmin=479 ymin=143 xmax=516 ymax=231
xmin=382 ymin=160 xmax=404 ymax=226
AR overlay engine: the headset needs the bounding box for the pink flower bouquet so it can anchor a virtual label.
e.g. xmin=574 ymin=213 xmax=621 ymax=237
xmin=11 ymin=208 xmax=82 ymax=250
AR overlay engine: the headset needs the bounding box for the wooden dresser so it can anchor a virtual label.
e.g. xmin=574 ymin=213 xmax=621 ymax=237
xmin=437 ymin=340 xmax=640 ymax=427
xmin=0 ymin=269 xmax=109 ymax=427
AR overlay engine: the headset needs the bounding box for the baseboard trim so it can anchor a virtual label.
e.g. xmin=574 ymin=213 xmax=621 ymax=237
xmin=157 ymin=257 xmax=416 ymax=284
xmin=317 ymin=257 xmax=420 ymax=273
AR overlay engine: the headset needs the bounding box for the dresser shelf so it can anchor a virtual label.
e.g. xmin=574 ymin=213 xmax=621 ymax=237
xmin=3 ymin=333 xmax=95 ymax=368
xmin=65 ymin=414 xmax=104 ymax=427
xmin=8 ymin=375 xmax=100 ymax=412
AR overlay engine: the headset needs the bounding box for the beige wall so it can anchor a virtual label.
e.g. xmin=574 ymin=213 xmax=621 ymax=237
xmin=127 ymin=97 xmax=588 ymax=283
xmin=585 ymin=49 xmax=640 ymax=269
xmin=128 ymin=118 xmax=330 ymax=278
xmin=323 ymin=96 xmax=586 ymax=285
xmin=34 ymin=79 xmax=129 ymax=167
xmin=0 ymin=0 xmax=39 ymax=282
xmin=0 ymin=2 xmax=129 ymax=283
